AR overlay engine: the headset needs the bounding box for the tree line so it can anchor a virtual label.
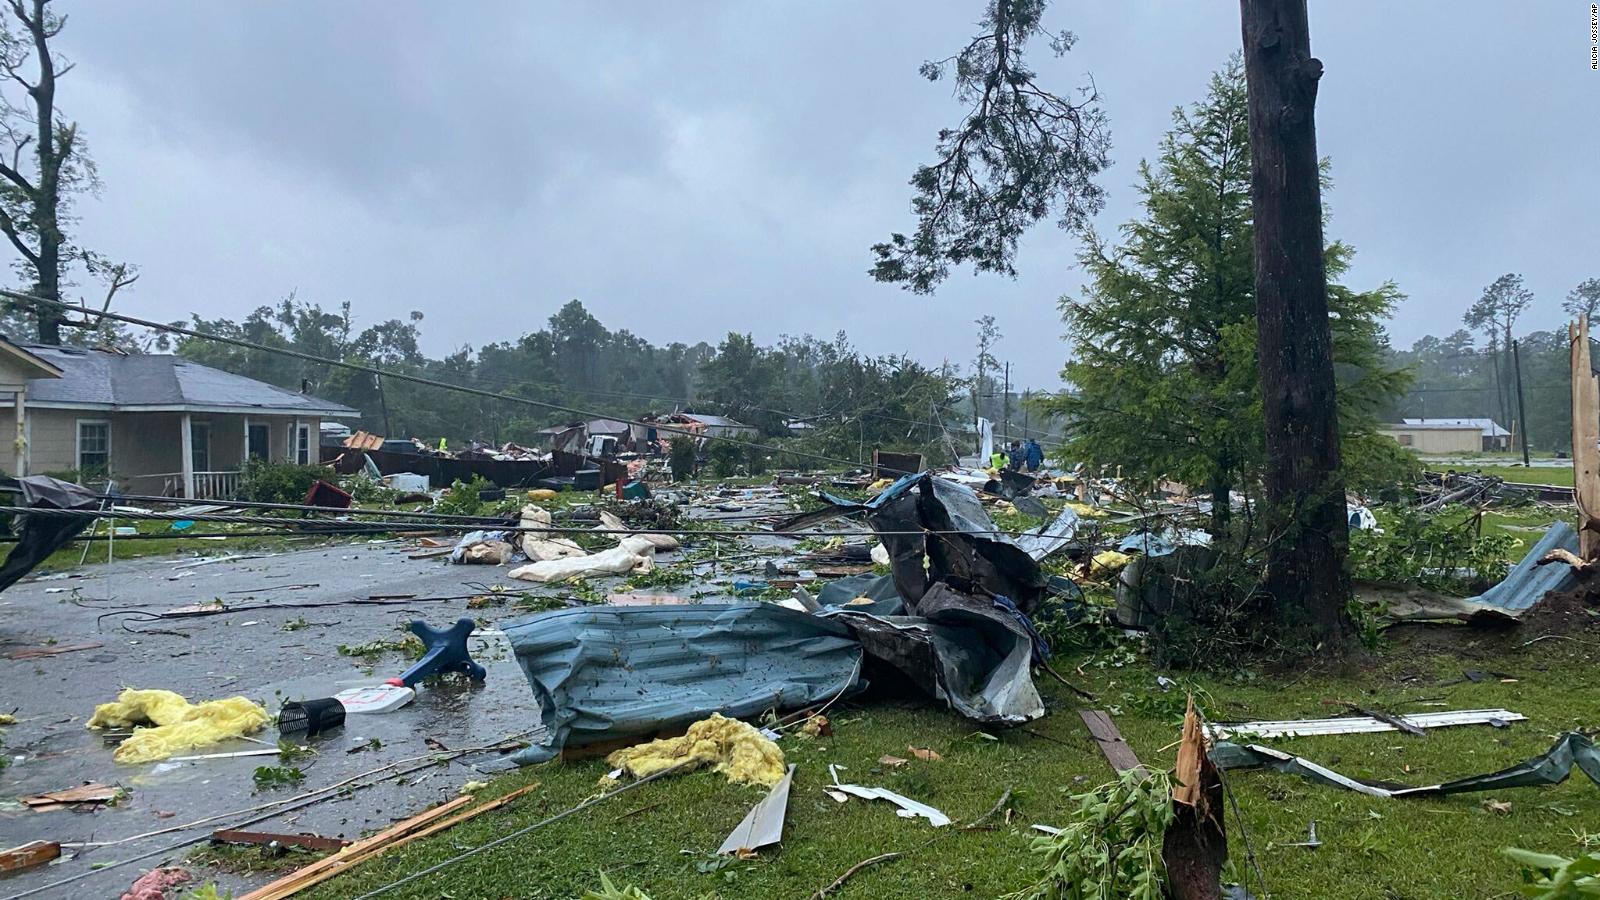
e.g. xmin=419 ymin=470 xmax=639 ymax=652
xmin=170 ymin=296 xmax=973 ymax=465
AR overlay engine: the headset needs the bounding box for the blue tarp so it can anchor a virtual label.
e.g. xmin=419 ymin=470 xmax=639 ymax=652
xmin=505 ymin=604 xmax=864 ymax=764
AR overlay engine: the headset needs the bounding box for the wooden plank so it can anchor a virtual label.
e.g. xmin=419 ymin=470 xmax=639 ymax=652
xmin=238 ymin=795 xmax=475 ymax=900
xmin=237 ymin=785 xmax=538 ymax=900
xmin=1572 ymin=315 xmax=1600 ymax=561
xmin=6 ymin=641 xmax=103 ymax=660
xmin=211 ymin=829 xmax=350 ymax=852
xmin=1079 ymin=709 xmax=1150 ymax=779
xmin=0 ymin=840 xmax=60 ymax=873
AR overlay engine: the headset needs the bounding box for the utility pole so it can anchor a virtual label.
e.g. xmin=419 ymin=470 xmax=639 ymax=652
xmin=375 ymin=373 xmax=393 ymax=437
xmin=1513 ymin=339 xmax=1531 ymax=466
xmin=1002 ymin=362 xmax=1011 ymax=443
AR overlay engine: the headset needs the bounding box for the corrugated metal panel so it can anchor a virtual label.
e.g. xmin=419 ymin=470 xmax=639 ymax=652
xmin=1473 ymin=521 xmax=1578 ymax=612
xmin=505 ymin=604 xmax=863 ymax=764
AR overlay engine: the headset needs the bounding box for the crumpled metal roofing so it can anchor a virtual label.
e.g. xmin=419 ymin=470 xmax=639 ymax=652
xmin=1472 ymin=521 xmax=1578 ymax=612
xmin=505 ymin=604 xmax=864 ymax=764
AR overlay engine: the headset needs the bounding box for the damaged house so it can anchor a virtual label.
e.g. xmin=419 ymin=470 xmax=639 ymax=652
xmin=0 ymin=340 xmax=358 ymax=498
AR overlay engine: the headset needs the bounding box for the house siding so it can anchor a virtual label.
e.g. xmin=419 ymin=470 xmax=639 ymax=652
xmin=1379 ymin=426 xmax=1482 ymax=455
xmin=0 ymin=409 xmax=322 ymax=489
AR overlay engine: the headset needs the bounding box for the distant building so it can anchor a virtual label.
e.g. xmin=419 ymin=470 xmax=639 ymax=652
xmin=1381 ymin=418 xmax=1511 ymax=453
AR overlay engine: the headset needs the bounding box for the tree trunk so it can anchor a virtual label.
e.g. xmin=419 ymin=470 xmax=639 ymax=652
xmin=1239 ymin=0 xmax=1350 ymax=648
xmin=29 ymin=0 xmax=62 ymax=346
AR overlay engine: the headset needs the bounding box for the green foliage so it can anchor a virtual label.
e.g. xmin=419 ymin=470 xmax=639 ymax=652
xmin=1349 ymin=505 xmax=1515 ymax=594
xmin=1040 ymin=58 xmax=1407 ymax=534
xmin=870 ymin=0 xmax=1109 ymax=293
xmin=336 ymin=634 xmax=425 ymax=660
xmin=236 ymin=459 xmax=325 ymax=504
xmin=180 ymin=883 xmax=233 ymax=900
xmin=580 ymin=874 xmax=655 ymax=900
xmin=1007 ymin=770 xmax=1175 ymax=900
xmin=1504 ymin=846 xmax=1600 ymax=898
xmin=252 ymin=765 xmax=306 ymax=790
xmin=707 ymin=440 xmax=743 ymax=478
xmin=668 ymin=437 xmax=697 ymax=482
xmin=433 ymin=475 xmax=496 ymax=517
xmin=341 ymin=474 xmax=398 ymax=505
xmin=744 ymin=444 xmax=768 ymax=476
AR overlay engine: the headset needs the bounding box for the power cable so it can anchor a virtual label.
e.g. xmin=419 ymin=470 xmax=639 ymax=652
xmin=0 ymin=291 xmax=873 ymax=471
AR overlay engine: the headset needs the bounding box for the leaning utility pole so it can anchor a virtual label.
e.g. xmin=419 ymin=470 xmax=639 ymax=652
xmin=1239 ymin=0 xmax=1351 ymax=647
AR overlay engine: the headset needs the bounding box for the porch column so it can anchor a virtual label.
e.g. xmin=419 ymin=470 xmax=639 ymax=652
xmin=12 ymin=388 xmax=25 ymax=477
xmin=180 ymin=412 xmax=195 ymax=499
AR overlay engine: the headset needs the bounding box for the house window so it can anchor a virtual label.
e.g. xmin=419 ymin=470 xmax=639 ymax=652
xmin=76 ymin=419 xmax=110 ymax=476
xmin=294 ymin=423 xmax=311 ymax=465
xmin=247 ymin=423 xmax=271 ymax=461
xmin=1396 ymin=434 xmax=1413 ymax=446
xmin=190 ymin=421 xmax=211 ymax=472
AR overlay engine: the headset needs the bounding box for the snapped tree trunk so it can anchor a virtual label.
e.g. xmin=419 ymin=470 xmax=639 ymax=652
xmin=1239 ymin=0 xmax=1350 ymax=648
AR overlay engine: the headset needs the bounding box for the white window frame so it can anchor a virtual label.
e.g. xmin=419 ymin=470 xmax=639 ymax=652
xmin=294 ymin=422 xmax=311 ymax=465
xmin=245 ymin=420 xmax=271 ymax=463
xmin=76 ymin=418 xmax=111 ymax=474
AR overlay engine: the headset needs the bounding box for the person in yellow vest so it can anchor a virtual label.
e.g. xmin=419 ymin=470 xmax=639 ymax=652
xmin=990 ymin=448 xmax=1008 ymax=470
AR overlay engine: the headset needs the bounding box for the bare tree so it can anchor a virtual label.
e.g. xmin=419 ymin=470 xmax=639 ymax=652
xmin=1465 ymin=273 xmax=1534 ymax=432
xmin=0 ymin=0 xmax=119 ymax=344
xmin=1239 ymin=0 xmax=1351 ymax=649
xmin=872 ymin=0 xmax=1110 ymax=294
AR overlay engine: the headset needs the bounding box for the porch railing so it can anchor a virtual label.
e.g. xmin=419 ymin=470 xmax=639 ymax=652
xmin=131 ymin=470 xmax=243 ymax=500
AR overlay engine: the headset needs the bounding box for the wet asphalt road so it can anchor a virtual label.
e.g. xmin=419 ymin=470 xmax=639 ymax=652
xmin=0 ymin=539 xmax=546 ymax=899
xmin=0 ymin=487 xmax=810 ymax=898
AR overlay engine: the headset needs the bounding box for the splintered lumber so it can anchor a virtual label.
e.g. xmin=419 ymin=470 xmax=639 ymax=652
xmin=1572 ymin=315 xmax=1600 ymax=561
xmin=0 ymin=840 xmax=59 ymax=873
xmin=238 ymin=784 xmax=538 ymax=900
xmin=1079 ymin=709 xmax=1149 ymax=779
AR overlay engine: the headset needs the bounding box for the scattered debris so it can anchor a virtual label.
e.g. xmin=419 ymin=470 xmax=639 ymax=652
xmin=390 ymin=618 xmax=486 ymax=687
xmin=87 ymin=688 xmax=271 ymax=764
xmin=1080 ymin=709 xmax=1150 ymax=779
xmin=826 ymin=764 xmax=950 ymax=827
xmin=878 ymin=754 xmax=908 ymax=768
xmin=907 ymin=746 xmax=942 ymax=762
xmin=1209 ymin=731 xmax=1600 ymax=798
xmin=718 ymin=764 xmax=796 ymax=856
xmin=0 ymin=840 xmax=60 ymax=873
xmin=505 ymin=604 xmax=863 ymax=764
xmin=21 ymin=782 xmax=123 ymax=811
xmin=507 ymin=536 xmax=657 ymax=583
xmin=238 ymin=784 xmax=539 ymax=900
xmin=5 ymin=640 xmax=104 ymax=660
xmin=210 ymin=829 xmax=350 ymax=852
xmin=1207 ymin=708 xmax=1525 ymax=740
xmin=120 ymin=866 xmax=192 ymax=900
xmin=606 ymin=714 xmax=786 ymax=787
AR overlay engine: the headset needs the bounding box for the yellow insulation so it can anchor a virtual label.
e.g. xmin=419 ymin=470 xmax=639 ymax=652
xmin=87 ymin=688 xmax=271 ymax=764
xmin=606 ymin=713 xmax=786 ymax=787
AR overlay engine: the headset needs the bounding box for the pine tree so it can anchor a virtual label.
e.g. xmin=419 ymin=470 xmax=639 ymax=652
xmin=1041 ymin=58 xmax=1408 ymax=540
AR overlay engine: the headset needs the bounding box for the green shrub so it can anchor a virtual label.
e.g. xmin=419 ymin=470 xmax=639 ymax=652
xmin=708 ymin=440 xmax=742 ymax=478
xmin=434 ymin=475 xmax=496 ymax=517
xmin=236 ymin=459 xmax=326 ymax=504
xmin=668 ymin=438 xmax=697 ymax=482
xmin=745 ymin=444 xmax=768 ymax=476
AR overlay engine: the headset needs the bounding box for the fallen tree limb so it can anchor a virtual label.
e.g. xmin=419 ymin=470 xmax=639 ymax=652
xmin=812 ymin=852 xmax=904 ymax=899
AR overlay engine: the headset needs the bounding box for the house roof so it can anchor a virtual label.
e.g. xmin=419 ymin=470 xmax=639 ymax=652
xmin=1401 ymin=418 xmax=1509 ymax=437
xmin=585 ymin=418 xmax=632 ymax=434
xmin=679 ymin=413 xmax=750 ymax=428
xmin=0 ymin=336 xmax=62 ymax=380
xmin=9 ymin=346 xmax=359 ymax=417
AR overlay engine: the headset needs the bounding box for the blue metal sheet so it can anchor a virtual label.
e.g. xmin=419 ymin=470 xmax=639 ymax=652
xmin=505 ymin=604 xmax=863 ymax=764
xmin=1471 ymin=521 xmax=1579 ymax=612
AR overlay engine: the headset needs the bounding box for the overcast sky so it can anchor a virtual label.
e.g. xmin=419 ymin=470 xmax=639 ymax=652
xmin=15 ymin=1 xmax=1598 ymax=387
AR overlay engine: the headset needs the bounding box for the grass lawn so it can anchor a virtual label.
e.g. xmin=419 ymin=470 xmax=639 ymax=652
xmin=284 ymin=624 xmax=1600 ymax=900
xmin=1448 ymin=465 xmax=1575 ymax=487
